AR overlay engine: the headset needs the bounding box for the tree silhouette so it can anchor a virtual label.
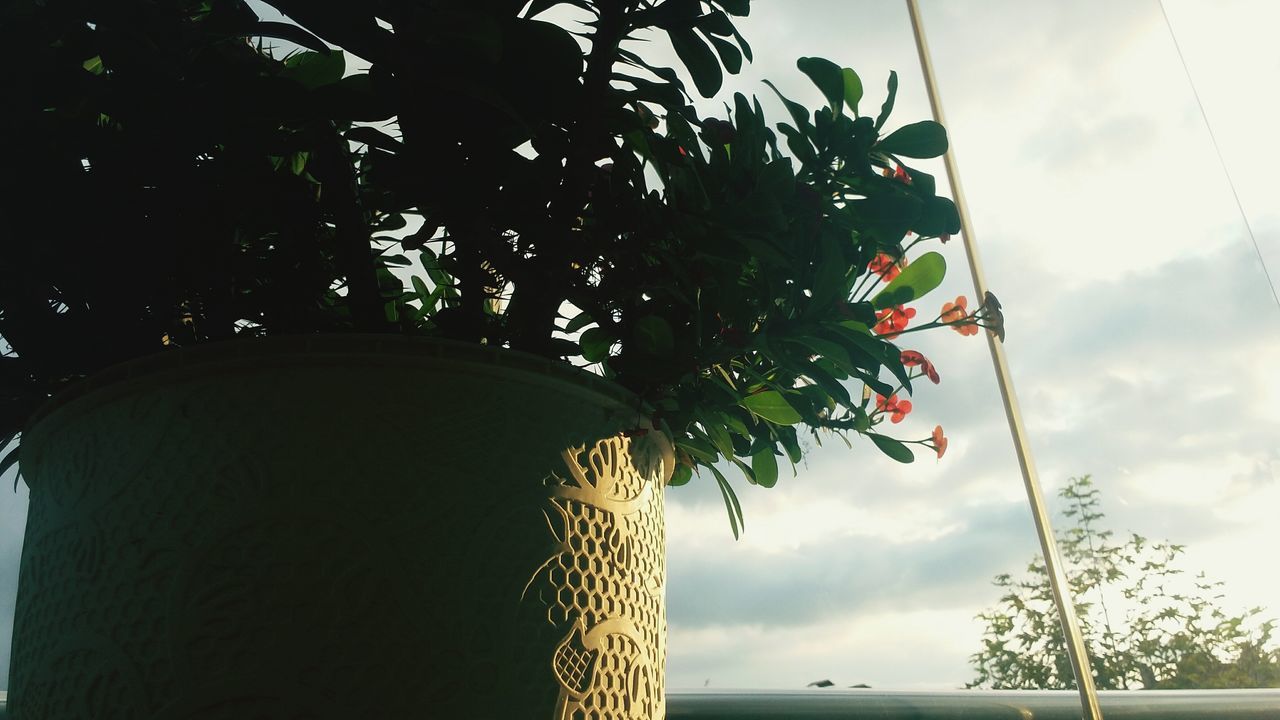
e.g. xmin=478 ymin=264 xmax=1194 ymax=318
xmin=970 ymin=476 xmax=1280 ymax=690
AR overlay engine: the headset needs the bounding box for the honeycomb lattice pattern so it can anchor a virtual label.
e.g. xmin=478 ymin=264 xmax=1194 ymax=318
xmin=541 ymin=435 xmax=666 ymax=720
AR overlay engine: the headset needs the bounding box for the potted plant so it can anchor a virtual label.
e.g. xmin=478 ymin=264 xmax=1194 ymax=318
xmin=0 ymin=0 xmax=1000 ymax=716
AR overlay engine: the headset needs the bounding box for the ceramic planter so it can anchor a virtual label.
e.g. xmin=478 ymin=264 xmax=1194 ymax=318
xmin=8 ymin=335 xmax=670 ymax=719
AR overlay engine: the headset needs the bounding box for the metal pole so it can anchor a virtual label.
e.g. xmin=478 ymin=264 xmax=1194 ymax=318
xmin=903 ymin=2 xmax=1104 ymax=718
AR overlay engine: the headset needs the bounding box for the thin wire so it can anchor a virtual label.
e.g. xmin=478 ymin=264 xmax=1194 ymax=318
xmin=1158 ymin=0 xmax=1280 ymax=312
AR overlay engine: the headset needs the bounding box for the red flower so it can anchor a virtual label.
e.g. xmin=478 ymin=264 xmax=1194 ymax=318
xmin=874 ymin=305 xmax=916 ymax=339
xmin=940 ymin=295 xmax=967 ymax=322
xmin=875 ymin=393 xmax=913 ymax=424
xmin=932 ymin=425 xmax=948 ymax=459
xmin=869 ymin=252 xmax=905 ymax=282
xmin=900 ymin=350 xmax=940 ymax=384
xmin=941 ymin=296 xmax=979 ymax=336
xmin=883 ymin=164 xmax=912 ymax=185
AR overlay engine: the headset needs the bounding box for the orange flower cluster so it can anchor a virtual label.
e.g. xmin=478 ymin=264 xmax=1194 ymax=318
xmin=869 ymin=252 xmax=905 ymax=282
xmin=940 ymin=296 xmax=979 ymax=336
xmin=900 ymin=350 xmax=940 ymax=384
xmin=874 ymin=305 xmax=916 ymax=339
xmin=882 ymin=164 xmax=912 ymax=185
xmin=931 ymin=425 xmax=948 ymax=459
xmin=875 ymin=393 xmax=913 ymax=424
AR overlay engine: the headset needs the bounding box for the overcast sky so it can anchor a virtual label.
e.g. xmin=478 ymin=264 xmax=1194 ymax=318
xmin=2 ymin=0 xmax=1278 ymax=694
xmin=659 ymin=0 xmax=1280 ymax=690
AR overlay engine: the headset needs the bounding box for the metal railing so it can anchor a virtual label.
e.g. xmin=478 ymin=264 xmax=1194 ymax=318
xmin=2 ymin=690 xmax=1278 ymax=718
xmin=666 ymin=689 xmax=1280 ymax=719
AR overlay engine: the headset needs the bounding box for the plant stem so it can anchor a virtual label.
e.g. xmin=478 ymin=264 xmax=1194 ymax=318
xmin=316 ymin=124 xmax=385 ymax=333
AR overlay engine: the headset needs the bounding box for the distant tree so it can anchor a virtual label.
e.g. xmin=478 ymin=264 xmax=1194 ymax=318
xmin=969 ymin=476 xmax=1280 ymax=690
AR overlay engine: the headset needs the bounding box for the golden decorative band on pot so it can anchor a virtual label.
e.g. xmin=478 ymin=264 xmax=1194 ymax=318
xmin=528 ymin=434 xmax=668 ymax=720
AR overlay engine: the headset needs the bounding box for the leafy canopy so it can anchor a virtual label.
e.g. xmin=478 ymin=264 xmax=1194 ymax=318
xmin=970 ymin=476 xmax=1280 ymax=690
xmin=0 ymin=0 xmax=971 ymax=531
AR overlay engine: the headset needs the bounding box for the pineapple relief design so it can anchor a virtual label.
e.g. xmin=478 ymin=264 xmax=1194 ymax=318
xmin=531 ymin=434 xmax=668 ymax=720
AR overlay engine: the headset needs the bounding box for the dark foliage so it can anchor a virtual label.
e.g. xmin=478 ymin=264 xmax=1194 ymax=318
xmin=0 ymin=0 xmax=967 ymax=528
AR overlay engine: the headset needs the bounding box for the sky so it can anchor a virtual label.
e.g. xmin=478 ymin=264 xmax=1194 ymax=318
xmin=658 ymin=0 xmax=1280 ymax=690
xmin=2 ymin=0 xmax=1279 ymax=695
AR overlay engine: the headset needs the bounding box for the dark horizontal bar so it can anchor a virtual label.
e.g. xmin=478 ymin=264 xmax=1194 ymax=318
xmin=2 ymin=689 xmax=1277 ymax=718
xmin=665 ymin=689 xmax=1280 ymax=719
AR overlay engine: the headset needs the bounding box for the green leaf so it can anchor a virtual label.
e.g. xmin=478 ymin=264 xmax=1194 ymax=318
xmin=375 ymin=213 xmax=406 ymax=232
xmin=819 ymin=322 xmax=911 ymax=394
xmin=668 ymin=28 xmax=723 ymax=98
xmin=797 ymin=56 xmax=844 ymax=115
xmin=870 ymin=434 xmax=915 ymax=463
xmin=762 ymin=80 xmax=814 ymax=137
xmin=284 ymin=50 xmax=346 ymax=89
xmin=714 ymin=0 xmax=751 ymax=16
xmin=807 ymin=234 xmax=850 ymax=311
xmin=861 ymin=373 xmax=895 ymax=400
xmin=668 ymin=464 xmax=693 ymax=487
xmin=714 ymin=410 xmax=751 ymax=438
xmin=880 ymin=351 xmax=913 ymax=395
xmin=845 ymin=192 xmax=921 ymax=245
xmin=525 ymin=0 xmax=592 ymax=18
xmin=82 ymin=55 xmax=104 ymax=75
xmin=822 ymin=322 xmax=882 ymax=368
xmin=346 ymin=126 xmax=403 ymax=153
xmin=877 ymin=120 xmax=949 ymax=159
xmin=751 ymin=447 xmax=779 ymax=488
xmin=636 ymin=0 xmax=700 ymax=30
xmin=247 ymin=21 xmax=332 ymax=54
xmin=706 ymin=34 xmax=743 ymax=74
xmin=779 ymin=426 xmax=803 ymax=465
xmin=872 ymin=251 xmax=947 ymax=309
xmin=915 ymin=196 xmax=962 ymax=236
xmin=837 ymin=320 xmax=873 ymax=336
xmin=900 ymin=165 xmax=937 ymax=198
xmin=696 ymin=10 xmax=737 ymax=36
xmin=313 ymin=73 xmax=395 ymax=121
xmin=411 ymin=276 xmax=431 ymax=301
xmin=741 ymin=391 xmax=803 ymax=425
xmin=875 ymin=70 xmax=898 ymax=132
xmin=709 ymin=464 xmax=745 ymax=539
xmin=732 ymin=26 xmax=753 ymax=62
xmin=678 ymin=436 xmax=720 ymax=463
xmin=803 ymin=361 xmax=853 ymax=408
xmin=633 ymin=315 xmax=674 ymax=356
xmin=842 ymin=68 xmax=863 ymax=116
xmin=401 ymin=222 xmax=439 ymax=252
xmin=790 ymin=336 xmax=854 ymax=374
xmin=777 ymin=122 xmax=816 ymax=165
xmin=703 ymin=420 xmax=734 ymax=458
xmin=580 ymin=327 xmax=613 ymax=363
xmin=420 ymin=284 xmax=446 ymax=314
xmin=563 ymin=312 xmax=595 ymax=334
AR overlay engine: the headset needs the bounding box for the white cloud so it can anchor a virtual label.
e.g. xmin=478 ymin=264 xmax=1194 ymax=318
xmin=668 ymin=608 xmax=988 ymax=689
xmin=666 ymin=0 xmax=1280 ymax=690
